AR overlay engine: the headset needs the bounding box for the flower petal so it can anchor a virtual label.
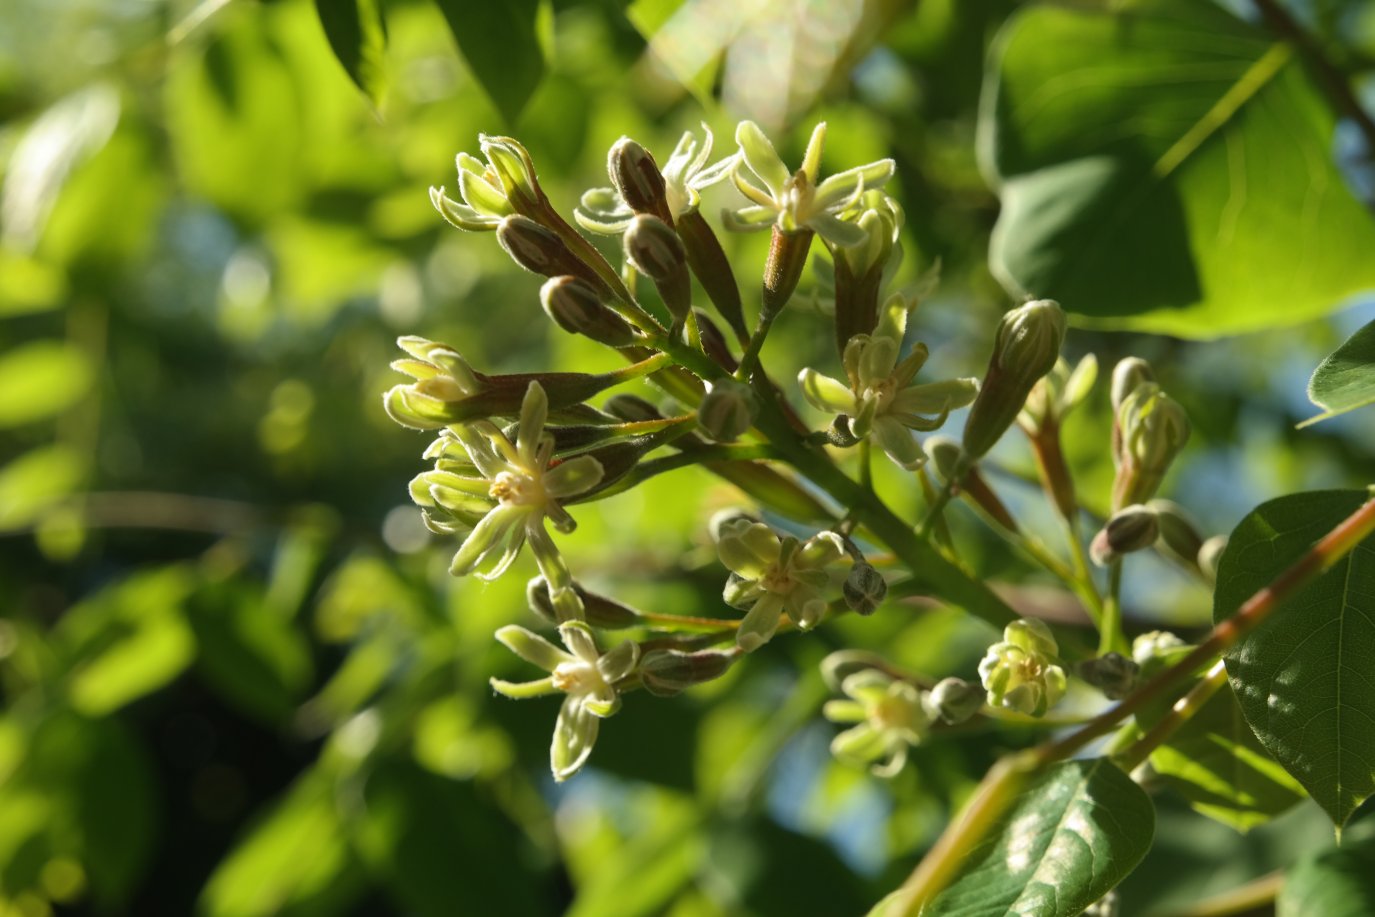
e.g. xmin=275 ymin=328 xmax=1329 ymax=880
xmin=808 ymin=211 xmax=868 ymax=248
xmin=830 ymin=723 xmax=886 ymax=764
xmin=872 ymin=416 xmax=925 ymax=470
xmin=558 ymin=620 xmax=601 ymax=664
xmin=735 ymin=120 xmax=789 ymax=199
xmin=800 ymin=122 xmax=827 ymax=183
xmin=798 ymin=368 xmax=856 ymax=414
xmin=496 ymin=624 xmax=572 ymax=671
xmin=813 ymin=159 xmax=895 ymax=210
xmin=822 ymin=699 xmax=867 ymax=723
xmin=717 ymin=521 xmax=782 ymax=579
xmin=489 ymin=675 xmax=560 ymax=699
xmin=543 ymin=454 xmax=604 ymax=499
xmin=891 ymin=378 xmax=979 ymax=415
xmin=736 ymin=591 xmax=784 ymax=652
xmin=551 ymin=695 xmax=599 ymax=781
xmin=721 ymin=205 xmax=777 ymax=233
xmin=797 ymin=531 xmax=845 ymax=568
xmin=516 ymin=382 xmax=549 ymax=466
xmin=449 ymin=504 xmax=524 ymax=576
xmin=597 ymin=639 xmax=640 ymax=684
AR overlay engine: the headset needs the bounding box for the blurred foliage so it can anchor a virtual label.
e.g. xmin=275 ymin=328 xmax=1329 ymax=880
xmin=2 ymin=0 xmax=1375 ymax=915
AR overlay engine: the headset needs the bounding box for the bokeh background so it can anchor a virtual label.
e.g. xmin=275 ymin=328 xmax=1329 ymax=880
xmin=3 ymin=0 xmax=1375 ymax=914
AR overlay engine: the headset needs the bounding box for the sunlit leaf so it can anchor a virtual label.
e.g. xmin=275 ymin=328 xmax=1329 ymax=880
xmin=0 ymin=340 xmax=94 ymax=428
xmin=1216 ymin=490 xmax=1375 ymax=828
xmin=313 ymin=0 xmax=388 ymax=105
xmin=982 ymin=0 xmax=1375 ymax=337
xmin=432 ymin=0 xmax=546 ymax=125
xmin=1301 ymin=319 xmax=1375 ymax=426
xmin=1141 ymin=679 xmax=1305 ymax=831
xmin=0 ymin=251 xmax=68 ymax=316
xmin=199 ymin=770 xmax=364 ymax=917
xmin=918 ymin=759 xmax=1155 ymax=916
xmin=0 ymin=445 xmax=86 ymax=529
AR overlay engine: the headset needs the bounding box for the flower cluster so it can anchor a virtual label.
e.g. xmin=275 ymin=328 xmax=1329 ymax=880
xmin=978 ymin=619 xmax=1068 ymax=717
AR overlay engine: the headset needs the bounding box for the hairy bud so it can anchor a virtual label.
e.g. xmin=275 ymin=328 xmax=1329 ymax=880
xmin=697 ymin=377 xmax=756 ymax=442
xmin=928 ymin=677 xmax=985 ymax=724
xmin=1113 ymin=383 xmax=1190 ymax=508
xmin=608 ymin=137 xmax=672 ymax=223
xmin=527 ymin=576 xmax=642 ymax=629
xmin=1111 ymin=357 xmax=1155 ymax=412
xmin=962 ymin=300 xmax=1066 ymax=459
xmin=1148 ymin=499 xmax=1205 ymax=569
xmin=639 ymin=648 xmax=736 ymax=696
xmin=498 ymin=215 xmax=604 ymax=292
xmin=540 ymin=276 xmax=636 ymax=348
xmin=1076 ymin=652 xmax=1140 ymax=700
xmin=1090 ymin=504 xmax=1160 ymax=567
xmin=843 ymin=562 xmax=887 ymax=615
xmin=624 ymin=214 xmax=691 ymax=322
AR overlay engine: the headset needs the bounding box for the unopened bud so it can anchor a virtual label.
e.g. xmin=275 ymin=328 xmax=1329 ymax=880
xmin=1090 ymin=504 xmax=1159 ymax=566
xmin=1149 ymin=499 xmax=1205 ymax=568
xmin=624 ymin=214 xmax=691 ymax=322
xmin=1132 ymin=630 xmax=1188 ymax=668
xmin=1198 ymin=534 xmax=1227 ymax=584
xmin=962 ymin=300 xmax=1066 ymax=458
xmin=928 ymin=677 xmax=984 ymax=724
xmin=540 ymin=276 xmax=636 ymax=347
xmin=498 ymin=215 xmax=601 ymax=288
xmin=602 ymin=393 xmax=663 ymax=423
xmin=1076 ymin=652 xmax=1139 ymax=700
xmin=608 ymin=138 xmax=671 ymax=223
xmin=639 ymin=648 xmax=735 ymax=696
xmin=1114 ymin=384 xmax=1190 ymax=507
xmin=843 ymin=562 xmax=887 ymax=615
xmin=697 ymin=378 xmax=756 ymax=442
xmin=708 ymin=508 xmax=757 ymax=544
xmin=527 ymin=576 xmax=641 ymax=629
xmin=478 ymin=134 xmax=545 ymax=213
xmin=1111 ymin=357 xmax=1155 ymax=411
xmin=693 ymin=309 xmax=738 ymax=371
xmin=923 ymin=436 xmax=965 ymax=482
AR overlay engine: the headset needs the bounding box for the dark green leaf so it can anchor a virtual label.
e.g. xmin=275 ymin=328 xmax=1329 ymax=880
xmin=312 ymin=0 xmax=388 ymax=105
xmin=1302 ymin=320 xmax=1375 ymax=427
xmin=1215 ymin=490 xmax=1375 ymax=828
xmin=982 ymin=0 xmax=1375 ymax=338
xmin=1279 ymin=834 xmax=1375 ymax=917
xmin=432 ymin=0 xmax=545 ymax=125
xmin=1141 ymin=678 xmax=1305 ymax=831
xmin=923 ymin=759 xmax=1155 ymax=916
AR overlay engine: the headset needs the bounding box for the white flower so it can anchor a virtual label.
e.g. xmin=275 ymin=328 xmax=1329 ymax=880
xmin=716 ymin=519 xmax=846 ymax=651
xmin=824 ymin=670 xmax=934 ymax=778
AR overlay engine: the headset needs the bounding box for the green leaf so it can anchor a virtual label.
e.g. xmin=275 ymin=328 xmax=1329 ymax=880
xmin=921 ymin=759 xmax=1155 ymax=915
xmin=432 ymin=0 xmax=546 ymax=125
xmin=199 ymin=771 xmax=364 ymax=917
xmin=1215 ymin=490 xmax=1375 ymax=828
xmin=312 ymin=0 xmax=388 ymax=105
xmin=981 ymin=0 xmax=1375 ymax=338
xmin=0 ymin=445 xmax=86 ymax=529
xmin=1301 ymin=319 xmax=1375 ymax=427
xmin=1140 ymin=678 xmax=1305 ymax=831
xmin=1278 ymin=834 xmax=1375 ymax=917
xmin=0 ymin=340 xmax=94 ymax=428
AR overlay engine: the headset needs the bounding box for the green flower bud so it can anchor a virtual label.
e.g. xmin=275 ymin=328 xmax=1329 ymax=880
xmin=1148 ymin=499 xmax=1205 ymax=569
xmin=693 ymin=308 xmax=739 ymax=371
xmin=602 ymin=393 xmax=663 ymax=423
xmin=842 ymin=562 xmax=887 ymax=615
xmin=978 ymin=618 xmax=1067 ymax=716
xmin=497 ymin=214 xmax=600 ymax=286
xmin=1090 ymin=504 xmax=1160 ymax=567
xmin=962 ymin=300 xmax=1066 ymax=459
xmin=697 ymin=377 xmax=756 ymax=442
xmin=540 ymin=276 xmax=637 ymax=348
xmin=624 ymin=214 xmax=691 ymax=323
xmin=527 ymin=576 xmax=642 ymax=629
xmin=1075 ymin=652 xmax=1139 ymax=700
xmin=923 ymin=436 xmax=964 ymax=482
xmin=479 ymin=134 xmax=547 ymax=214
xmin=1131 ymin=629 xmax=1190 ymax=676
xmin=1111 ymin=357 xmax=1155 ymax=412
xmin=1113 ymin=383 xmax=1190 ymax=508
xmin=639 ymin=648 xmax=736 ymax=697
xmin=1198 ymin=534 xmax=1227 ymax=584
xmin=608 ymin=137 xmax=672 ymax=223
xmin=927 ymin=677 xmax=985 ymax=724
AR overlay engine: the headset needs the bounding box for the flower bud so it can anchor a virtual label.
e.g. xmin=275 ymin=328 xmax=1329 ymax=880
xmin=708 ymin=508 xmax=758 ymax=544
xmin=1113 ymin=383 xmax=1190 ymax=508
xmin=923 ymin=436 xmax=964 ymax=481
xmin=478 ymin=134 xmax=546 ymax=214
xmin=962 ymin=300 xmax=1066 ymax=459
xmin=639 ymin=648 xmax=736 ymax=696
xmin=608 ymin=137 xmax=672 ymax=223
xmin=697 ymin=377 xmax=756 ymax=442
xmin=1111 ymin=357 xmax=1155 ymax=412
xmin=602 ymin=393 xmax=663 ymax=423
xmin=1198 ymin=534 xmax=1227 ymax=584
xmin=624 ymin=214 xmax=691 ymax=323
xmin=979 ymin=618 xmax=1066 ymax=717
xmin=527 ymin=576 xmax=642 ymax=629
xmin=1132 ymin=630 xmax=1188 ymax=668
xmin=843 ymin=562 xmax=887 ymax=615
xmin=693 ymin=308 xmax=738 ymax=371
xmin=1090 ymin=504 xmax=1160 ymax=567
xmin=1075 ymin=652 xmax=1139 ymax=700
xmin=927 ymin=677 xmax=984 ymax=724
xmin=497 ymin=215 xmax=603 ymax=291
xmin=1148 ymin=499 xmax=1205 ymax=569
xmin=540 ymin=276 xmax=637 ymax=348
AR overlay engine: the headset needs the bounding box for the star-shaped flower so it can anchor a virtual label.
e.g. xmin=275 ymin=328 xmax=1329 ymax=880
xmin=716 ymin=519 xmax=846 ymax=651
xmin=490 ymin=621 xmax=640 ymax=781
xmin=798 ymin=300 xmax=977 ymax=469
xmin=721 ymin=121 xmax=894 ymax=247
xmin=409 ymin=382 xmax=602 ymax=617
xmin=823 ymin=670 xmax=934 ymax=777
xmin=978 ymin=618 xmax=1068 ymax=717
